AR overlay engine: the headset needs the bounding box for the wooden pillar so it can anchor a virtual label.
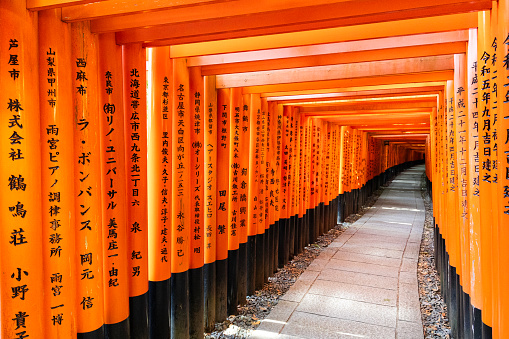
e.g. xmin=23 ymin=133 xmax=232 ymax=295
xmin=274 ymin=103 xmax=283 ymax=267
xmin=488 ymin=4 xmax=501 ymax=337
xmin=203 ymin=75 xmax=217 ymax=331
xmin=171 ymin=57 xmax=191 ymax=339
xmin=227 ymin=88 xmax=241 ymax=314
xmin=38 ymin=9 xmax=77 ymax=338
xmin=237 ymin=94 xmax=250 ymax=303
xmin=454 ymin=52 xmax=472 ymax=339
xmin=0 ymin=2 xmax=43 ymax=338
xmin=260 ymin=98 xmax=269 ymax=282
xmin=478 ymin=10 xmax=494 ymax=335
xmin=71 ymin=21 xmax=105 ymax=338
xmin=147 ymin=46 xmax=172 ymax=339
xmin=98 ymin=32 xmax=130 ymax=338
xmin=497 ymin=0 xmax=509 ymax=336
xmin=247 ymin=94 xmax=261 ymax=291
xmin=189 ymin=66 xmax=205 ymax=338
xmin=279 ymin=106 xmax=290 ymax=265
xmin=122 ymin=42 xmax=149 ymax=338
xmin=216 ymin=88 xmax=230 ymax=321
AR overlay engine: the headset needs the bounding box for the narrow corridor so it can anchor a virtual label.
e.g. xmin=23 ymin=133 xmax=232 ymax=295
xmin=252 ymin=166 xmax=426 ymax=339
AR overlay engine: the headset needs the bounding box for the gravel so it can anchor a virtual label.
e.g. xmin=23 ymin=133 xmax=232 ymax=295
xmin=418 ymin=176 xmax=451 ymax=339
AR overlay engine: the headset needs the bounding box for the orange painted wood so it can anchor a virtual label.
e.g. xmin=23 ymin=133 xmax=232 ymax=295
xmin=228 ymin=88 xmax=242 ymax=250
xmin=172 ymin=58 xmax=191 ymax=272
xmin=241 ymin=72 xmax=454 ymax=95
xmin=98 ymin=32 xmax=130 ymax=326
xmin=70 ymin=21 xmax=105 ymax=334
xmin=189 ymin=66 xmax=205 ymax=269
xmin=202 ymin=43 xmax=465 ymax=76
xmin=216 ymin=88 xmax=230 ymax=260
xmin=204 ymin=75 xmax=218 ymax=264
xmin=147 ymin=46 xmax=172 ymax=281
xmin=1 ymin=1 xmax=44 ymax=337
xmin=238 ymin=95 xmax=251 ymax=244
xmin=478 ymin=10 xmax=494 ymax=328
xmin=247 ymin=94 xmax=262 ymax=237
xmin=92 ymin=0 xmax=488 ymax=37
xmin=216 ymin=56 xmax=454 ymax=88
xmin=166 ymin=13 xmax=477 ymax=56
xmin=190 ymin=31 xmax=468 ymax=67
xmin=122 ymin=43 xmax=148 ymax=298
xmin=62 ymin=0 xmax=229 ymax=20
xmin=488 ymin=2 xmax=500 ymax=335
xmin=497 ymin=0 xmax=509 ymax=335
xmin=39 ymin=9 xmax=77 ymax=337
xmin=259 ymin=98 xmax=268 ymax=231
xmin=454 ymin=53 xmax=470 ymax=296
xmin=27 ymin=0 xmax=106 ymax=11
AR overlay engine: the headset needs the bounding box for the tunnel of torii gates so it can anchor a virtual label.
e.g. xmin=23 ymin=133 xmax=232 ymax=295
xmin=1 ymin=0 xmax=509 ymax=338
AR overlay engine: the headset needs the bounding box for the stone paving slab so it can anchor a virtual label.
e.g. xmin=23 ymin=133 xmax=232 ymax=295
xmin=318 ymin=268 xmax=399 ymax=290
xmin=338 ymin=242 xmax=404 ymax=259
xmin=250 ymin=166 xmax=426 ymax=339
xmin=332 ymin=250 xmax=402 ymax=267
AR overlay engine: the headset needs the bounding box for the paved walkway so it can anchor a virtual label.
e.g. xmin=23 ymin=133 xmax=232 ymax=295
xmin=251 ymin=165 xmax=426 ymax=339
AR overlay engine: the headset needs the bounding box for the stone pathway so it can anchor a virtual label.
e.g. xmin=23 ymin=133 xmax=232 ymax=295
xmin=251 ymin=166 xmax=426 ymax=339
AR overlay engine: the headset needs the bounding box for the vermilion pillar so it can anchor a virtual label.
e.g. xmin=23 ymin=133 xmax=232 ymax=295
xmin=171 ymin=57 xmax=191 ymax=339
xmin=497 ymin=0 xmax=509 ymax=336
xmin=227 ymin=88 xmax=242 ymax=315
xmin=478 ymin=10 xmax=494 ymax=335
xmin=497 ymin=0 xmax=509 ymax=338
xmin=1 ymin=2 xmax=44 ymax=338
xmin=247 ymin=94 xmax=261 ymax=292
xmin=203 ymin=75 xmax=217 ymax=331
xmin=189 ymin=66 xmax=205 ymax=338
xmin=39 ymin=9 xmax=77 ymax=338
xmin=122 ymin=42 xmax=149 ymax=338
xmin=71 ymin=21 xmax=105 ymax=339
xmin=147 ymin=46 xmax=172 ymax=339
xmin=98 ymin=32 xmax=130 ymax=338
xmin=237 ymin=95 xmax=251 ymax=303
xmin=216 ymin=88 xmax=230 ymax=321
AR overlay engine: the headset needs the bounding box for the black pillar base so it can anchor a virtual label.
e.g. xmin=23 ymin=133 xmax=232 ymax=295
xmin=215 ymin=258 xmax=228 ymax=322
xmin=105 ymin=317 xmax=130 ymax=339
xmin=189 ymin=267 xmax=204 ymax=339
xmin=238 ymin=242 xmax=248 ymax=304
xmin=203 ymin=262 xmax=216 ymax=332
xmin=78 ymin=325 xmax=105 ymax=339
xmin=129 ymin=292 xmax=149 ymax=339
xmin=148 ymin=279 xmax=170 ymax=339
xmin=171 ymin=271 xmax=189 ymax=339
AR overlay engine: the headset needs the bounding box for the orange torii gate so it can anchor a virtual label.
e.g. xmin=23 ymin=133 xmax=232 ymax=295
xmin=3 ymin=1 xmax=509 ymax=339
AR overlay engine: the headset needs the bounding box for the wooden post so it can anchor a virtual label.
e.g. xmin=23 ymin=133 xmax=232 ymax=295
xmin=147 ymin=46 xmax=172 ymax=339
xmin=38 ymin=9 xmax=77 ymax=338
xmin=497 ymin=0 xmax=509 ymax=336
xmin=171 ymin=57 xmax=191 ymax=339
xmin=1 ymin=2 xmax=44 ymax=338
xmin=122 ymin=42 xmax=149 ymax=338
xmin=216 ymin=88 xmax=230 ymax=321
xmin=71 ymin=21 xmax=106 ymax=338
xmin=478 ymin=10 xmax=494 ymax=335
xmin=247 ymin=94 xmax=260 ymax=292
xmin=203 ymin=75 xmax=217 ymax=331
xmin=454 ymin=52 xmax=472 ymax=338
xmin=98 ymin=32 xmax=130 ymax=338
xmin=227 ymin=87 xmax=241 ymax=314
xmin=189 ymin=66 xmax=205 ymax=338
xmin=237 ymin=94 xmax=250 ymax=303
